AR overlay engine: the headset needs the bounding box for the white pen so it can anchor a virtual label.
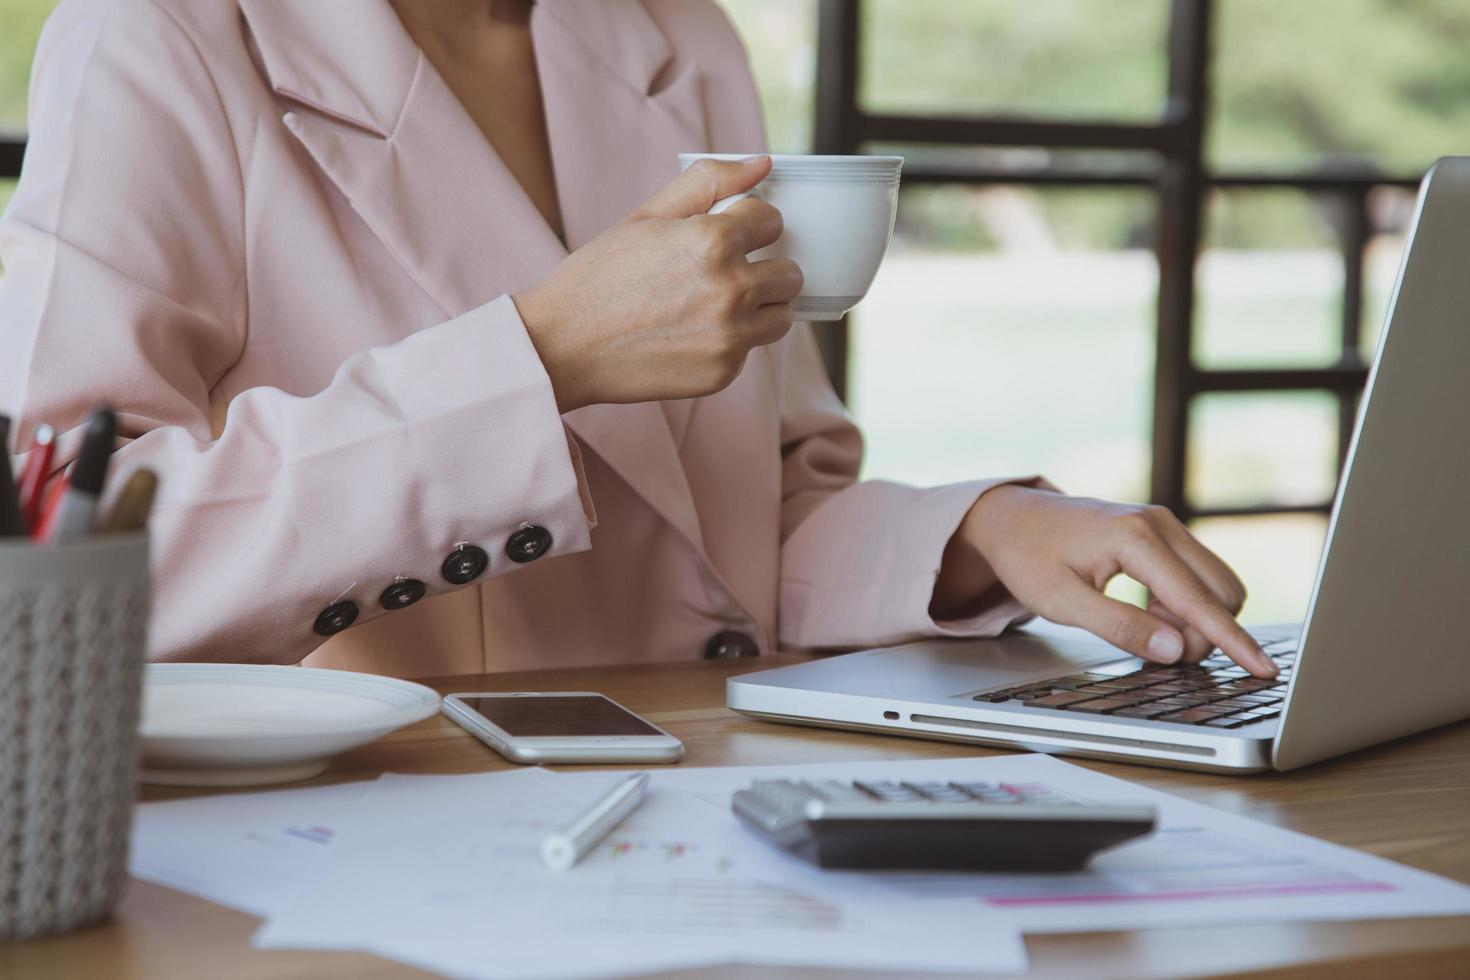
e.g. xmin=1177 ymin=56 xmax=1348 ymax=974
xmin=540 ymin=771 xmax=650 ymax=872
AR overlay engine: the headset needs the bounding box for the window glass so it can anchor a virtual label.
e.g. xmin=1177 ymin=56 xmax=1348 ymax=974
xmin=1209 ymin=0 xmax=1470 ymax=173
xmin=1194 ymin=189 xmax=1341 ymax=370
xmin=1191 ymin=515 xmax=1328 ymax=623
xmin=851 ymin=185 xmax=1157 ymax=504
xmin=1359 ymin=186 xmax=1418 ymax=362
xmin=719 ymin=0 xmax=817 ymax=153
xmin=1186 ymin=393 xmax=1340 ymax=512
xmin=0 ymin=0 xmax=57 ymax=130
xmin=859 ymin=0 xmax=1169 ymax=122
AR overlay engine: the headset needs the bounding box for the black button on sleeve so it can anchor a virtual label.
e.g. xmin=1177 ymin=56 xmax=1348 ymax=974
xmin=313 ymin=600 xmax=359 ymax=637
xmin=441 ymin=544 xmax=490 ymax=585
xmin=379 ymin=578 xmax=427 ymax=610
xmin=506 ymin=524 xmax=552 ymax=564
xmin=704 ymin=630 xmax=759 ymax=659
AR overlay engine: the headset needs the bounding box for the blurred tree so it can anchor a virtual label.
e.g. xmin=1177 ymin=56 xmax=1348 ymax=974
xmin=0 ymin=0 xmax=51 ymax=128
xmin=3 ymin=0 xmax=1467 ymax=248
xmin=1211 ymin=0 xmax=1470 ymax=171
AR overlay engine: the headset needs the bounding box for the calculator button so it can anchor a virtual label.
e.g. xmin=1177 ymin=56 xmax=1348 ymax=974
xmin=951 ymin=781 xmax=997 ymax=798
xmin=902 ymin=782 xmax=971 ymax=802
xmin=808 ymin=780 xmax=869 ymax=803
xmin=854 ymin=781 xmax=923 ymax=802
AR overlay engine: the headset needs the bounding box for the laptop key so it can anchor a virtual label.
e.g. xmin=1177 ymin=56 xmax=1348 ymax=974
xmin=1114 ymin=704 xmax=1173 ymax=719
xmin=1094 ymin=681 xmax=1145 ymax=691
xmin=1159 ymin=708 xmax=1231 ymax=723
xmin=1024 ymin=691 xmax=1099 ymax=708
xmin=1066 ymin=698 xmax=1134 ymax=714
xmin=1052 ymin=673 xmax=1117 ymax=688
xmin=1204 ymin=715 xmax=1249 ymax=728
xmin=1106 ymin=694 xmax=1158 ymax=707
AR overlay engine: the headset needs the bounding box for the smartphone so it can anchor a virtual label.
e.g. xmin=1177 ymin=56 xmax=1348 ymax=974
xmin=440 ymin=691 xmax=684 ymax=764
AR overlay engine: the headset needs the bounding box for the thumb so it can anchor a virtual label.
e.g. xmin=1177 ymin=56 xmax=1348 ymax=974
xmin=636 ymin=155 xmax=772 ymax=220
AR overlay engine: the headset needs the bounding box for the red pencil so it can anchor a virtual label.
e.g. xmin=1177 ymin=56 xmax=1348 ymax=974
xmin=17 ymin=423 xmax=56 ymax=534
xmin=32 ymin=471 xmax=70 ymax=542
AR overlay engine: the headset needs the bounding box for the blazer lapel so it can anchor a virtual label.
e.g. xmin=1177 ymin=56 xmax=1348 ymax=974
xmin=531 ymin=0 xmax=712 ymax=554
xmin=240 ymin=0 xmax=566 ymax=318
xmin=238 ymin=0 xmax=712 ymax=556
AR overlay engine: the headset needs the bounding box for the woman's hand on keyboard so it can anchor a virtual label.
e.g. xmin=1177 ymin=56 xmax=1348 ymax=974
xmin=940 ymin=486 xmax=1278 ymax=678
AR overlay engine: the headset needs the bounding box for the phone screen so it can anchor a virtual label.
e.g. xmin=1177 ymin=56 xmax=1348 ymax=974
xmin=459 ymin=695 xmax=663 ymax=737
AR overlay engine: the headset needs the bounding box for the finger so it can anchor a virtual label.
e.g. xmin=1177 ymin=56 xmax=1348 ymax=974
xmin=1149 ymin=512 xmax=1247 ymax=612
xmin=743 ymin=302 xmax=796 ymax=348
xmin=637 ymin=155 xmax=772 ymax=220
xmin=748 ymin=257 xmax=804 ymax=305
xmin=1118 ymin=531 xmax=1276 ymax=677
xmin=1147 ymin=599 xmax=1214 ymax=663
xmin=719 ymin=197 xmax=784 ymax=253
xmin=1045 ymin=576 xmax=1186 ymax=665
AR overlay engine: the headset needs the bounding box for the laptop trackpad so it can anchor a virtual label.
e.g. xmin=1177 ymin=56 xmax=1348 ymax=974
xmin=763 ymin=623 xmax=1130 ymax=701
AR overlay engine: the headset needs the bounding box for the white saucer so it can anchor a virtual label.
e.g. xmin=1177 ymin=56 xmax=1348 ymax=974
xmin=139 ymin=663 xmax=441 ymax=786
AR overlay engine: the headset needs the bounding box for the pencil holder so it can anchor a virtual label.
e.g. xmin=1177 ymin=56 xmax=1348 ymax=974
xmin=0 ymin=534 xmax=149 ymax=940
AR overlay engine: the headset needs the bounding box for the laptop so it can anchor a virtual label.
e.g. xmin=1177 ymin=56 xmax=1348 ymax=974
xmin=728 ymin=157 xmax=1470 ymax=774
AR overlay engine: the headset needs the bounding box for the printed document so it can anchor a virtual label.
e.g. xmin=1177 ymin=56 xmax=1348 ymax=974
xmin=134 ymin=753 xmax=1470 ymax=978
xmin=252 ymin=766 xmax=1029 ymax=977
xmin=612 ymin=754 xmax=1470 ymax=933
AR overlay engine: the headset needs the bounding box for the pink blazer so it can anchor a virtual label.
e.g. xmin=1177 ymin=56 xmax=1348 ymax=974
xmin=0 ymin=0 xmax=1032 ymax=677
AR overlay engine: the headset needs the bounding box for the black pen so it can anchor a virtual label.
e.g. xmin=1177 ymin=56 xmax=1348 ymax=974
xmin=0 ymin=415 xmax=25 ymax=537
xmin=45 ymin=408 xmax=117 ymax=544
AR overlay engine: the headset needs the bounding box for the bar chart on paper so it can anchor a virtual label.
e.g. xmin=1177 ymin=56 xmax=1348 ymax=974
xmin=621 ymin=754 xmax=1470 ymax=936
xmin=251 ymin=769 xmax=1030 ymax=978
xmin=882 ymin=824 xmax=1402 ymax=913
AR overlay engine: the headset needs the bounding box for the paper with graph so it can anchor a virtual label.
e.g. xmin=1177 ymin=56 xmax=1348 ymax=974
xmin=130 ymin=780 xmax=369 ymax=917
xmin=599 ymin=754 xmax=1470 ymax=935
xmin=250 ymin=766 xmax=1028 ymax=977
xmin=140 ymin=752 xmax=1470 ymax=978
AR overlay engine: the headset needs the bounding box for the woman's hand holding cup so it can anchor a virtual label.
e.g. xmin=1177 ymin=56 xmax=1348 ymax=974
xmin=515 ymin=155 xmax=804 ymax=413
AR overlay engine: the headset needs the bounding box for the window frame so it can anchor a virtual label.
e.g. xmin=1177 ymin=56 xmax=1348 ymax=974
xmin=813 ymin=0 xmax=1419 ymax=521
xmin=1 ymin=1 xmax=1424 ymax=521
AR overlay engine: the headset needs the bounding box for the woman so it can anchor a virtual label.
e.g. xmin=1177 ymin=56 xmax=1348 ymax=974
xmin=0 ymin=0 xmax=1275 ymax=679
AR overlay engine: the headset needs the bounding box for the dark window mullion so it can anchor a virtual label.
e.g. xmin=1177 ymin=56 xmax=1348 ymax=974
xmin=1335 ymin=188 xmax=1371 ymax=471
xmin=1152 ymin=0 xmax=1212 ymax=520
xmin=0 ymin=137 xmax=23 ymax=178
xmin=810 ymin=0 xmax=864 ymax=402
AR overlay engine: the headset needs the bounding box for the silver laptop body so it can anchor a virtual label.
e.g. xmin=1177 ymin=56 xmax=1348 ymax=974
xmin=728 ymin=157 xmax=1470 ymax=774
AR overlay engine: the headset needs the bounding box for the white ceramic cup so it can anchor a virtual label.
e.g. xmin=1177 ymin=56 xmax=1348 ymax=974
xmin=678 ymin=153 xmax=903 ymax=321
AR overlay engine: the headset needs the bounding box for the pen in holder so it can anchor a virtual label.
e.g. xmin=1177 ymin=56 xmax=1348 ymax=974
xmin=0 ymin=534 xmax=150 ymax=940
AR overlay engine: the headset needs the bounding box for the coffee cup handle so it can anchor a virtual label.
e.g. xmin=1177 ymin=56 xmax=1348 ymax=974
xmin=707 ymin=188 xmax=762 ymax=215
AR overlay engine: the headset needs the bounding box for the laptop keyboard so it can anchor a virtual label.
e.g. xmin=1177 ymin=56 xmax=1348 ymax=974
xmin=972 ymin=640 xmax=1296 ymax=728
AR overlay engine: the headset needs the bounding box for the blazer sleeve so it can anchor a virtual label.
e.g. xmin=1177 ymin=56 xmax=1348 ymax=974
xmin=0 ymin=1 xmax=593 ymax=664
xmin=772 ymin=325 xmax=1040 ymax=650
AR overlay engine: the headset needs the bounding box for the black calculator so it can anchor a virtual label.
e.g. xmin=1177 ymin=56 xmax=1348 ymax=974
xmin=731 ymin=778 xmax=1156 ymax=871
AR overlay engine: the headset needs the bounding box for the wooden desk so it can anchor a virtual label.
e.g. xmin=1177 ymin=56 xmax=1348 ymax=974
xmin=7 ymin=654 xmax=1470 ymax=979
